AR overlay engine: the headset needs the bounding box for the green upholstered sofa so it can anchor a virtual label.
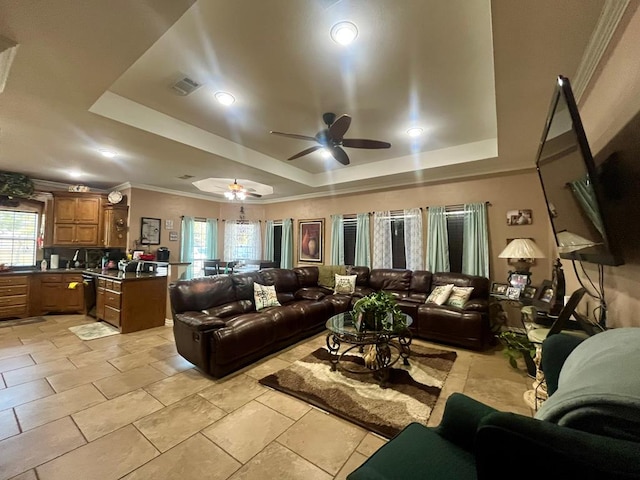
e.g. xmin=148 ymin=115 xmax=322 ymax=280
xmin=347 ymin=329 xmax=640 ymax=480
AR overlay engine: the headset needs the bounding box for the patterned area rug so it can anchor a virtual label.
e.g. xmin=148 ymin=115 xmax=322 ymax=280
xmin=0 ymin=316 xmax=46 ymax=328
xmin=260 ymin=344 xmax=457 ymax=438
xmin=68 ymin=322 xmax=120 ymax=341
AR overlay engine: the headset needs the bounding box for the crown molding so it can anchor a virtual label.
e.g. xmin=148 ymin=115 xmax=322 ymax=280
xmin=33 ymin=179 xmax=108 ymax=193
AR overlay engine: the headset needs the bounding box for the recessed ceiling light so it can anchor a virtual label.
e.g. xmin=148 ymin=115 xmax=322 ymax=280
xmin=214 ymin=91 xmax=235 ymax=106
xmin=69 ymin=170 xmax=82 ymax=178
xmin=330 ymin=21 xmax=358 ymax=46
xmin=98 ymin=149 xmax=117 ymax=158
xmin=407 ymin=127 xmax=423 ymax=137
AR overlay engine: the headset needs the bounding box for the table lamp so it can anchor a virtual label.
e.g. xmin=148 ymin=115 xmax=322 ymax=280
xmin=498 ymin=238 xmax=546 ymax=285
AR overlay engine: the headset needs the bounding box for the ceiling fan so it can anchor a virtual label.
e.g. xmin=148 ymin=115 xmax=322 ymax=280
xmin=225 ymin=179 xmax=261 ymax=200
xmin=270 ymin=112 xmax=391 ymax=166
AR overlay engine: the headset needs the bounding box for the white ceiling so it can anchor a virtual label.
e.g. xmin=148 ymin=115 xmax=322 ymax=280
xmin=0 ymin=0 xmax=622 ymax=202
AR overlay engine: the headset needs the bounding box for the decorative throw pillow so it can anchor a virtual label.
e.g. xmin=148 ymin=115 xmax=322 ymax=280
xmin=446 ymin=286 xmax=474 ymax=308
xmin=334 ymin=274 xmax=357 ymax=294
xmin=426 ymin=284 xmax=455 ymax=305
xmin=317 ymin=265 xmax=347 ymax=288
xmin=253 ymin=283 xmax=281 ymax=311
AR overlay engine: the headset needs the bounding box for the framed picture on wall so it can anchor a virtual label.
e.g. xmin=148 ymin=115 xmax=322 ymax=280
xmin=140 ymin=217 xmax=161 ymax=245
xmin=298 ymin=219 xmax=324 ymax=264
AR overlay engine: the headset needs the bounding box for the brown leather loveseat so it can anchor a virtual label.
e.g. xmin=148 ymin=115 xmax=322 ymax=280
xmin=169 ymin=266 xmax=490 ymax=378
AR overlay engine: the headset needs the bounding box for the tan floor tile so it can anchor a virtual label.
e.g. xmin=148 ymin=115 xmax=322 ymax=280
xmin=0 ymin=337 xmax=22 ymax=349
xmin=243 ymin=357 xmax=291 ymax=380
xmin=277 ymin=409 xmax=367 ymax=475
xmin=134 ymin=394 xmax=226 ymax=452
xmin=0 ymin=417 xmax=85 ymax=479
xmin=68 ymin=345 xmax=130 ymax=368
xmin=109 ymin=343 xmax=177 ymax=372
xmin=47 ymin=361 xmax=120 ymax=393
xmin=0 ymin=408 xmax=19 ymax=441
xmin=463 ymin=375 xmax=531 ymax=415
xmin=144 ymin=368 xmax=213 ymax=405
xmin=0 ymin=341 xmax=55 ymax=361
xmin=202 ymin=401 xmax=294 ymax=463
xmin=3 ymin=358 xmax=76 ymax=387
xmin=334 ymin=451 xmax=368 ymax=480
xmin=0 ymin=379 xmax=54 ymax=411
xmin=0 ymin=354 xmax=34 ymax=373
xmin=356 ymin=433 xmax=386 ymax=456
xmin=229 ymin=442 xmax=332 ymax=480
xmin=277 ymin=343 xmax=316 ymax=363
xmin=30 ymin=342 xmax=91 ymax=364
xmin=84 ymin=333 xmax=129 ymax=351
xmin=255 ymin=389 xmax=312 ymax=420
xmin=119 ymin=335 xmax=170 ymax=353
xmin=94 ymin=364 xmax=167 ymax=399
xmin=122 ymin=433 xmax=240 ymax=480
xmin=73 ymin=389 xmax=164 ymax=441
xmin=15 ymin=384 xmax=106 ymax=431
xmin=9 ymin=469 xmax=38 ymax=480
xmin=197 ymin=373 xmax=268 ymax=412
xmin=36 ymin=425 xmax=158 ymax=480
xmin=150 ymin=354 xmax=194 ymax=376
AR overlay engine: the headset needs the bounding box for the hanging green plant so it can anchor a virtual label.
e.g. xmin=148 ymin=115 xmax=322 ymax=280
xmin=0 ymin=171 xmax=35 ymax=199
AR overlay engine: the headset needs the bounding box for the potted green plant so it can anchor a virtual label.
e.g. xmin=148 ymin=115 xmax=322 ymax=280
xmin=497 ymin=330 xmax=537 ymax=376
xmin=352 ymin=291 xmax=406 ymax=332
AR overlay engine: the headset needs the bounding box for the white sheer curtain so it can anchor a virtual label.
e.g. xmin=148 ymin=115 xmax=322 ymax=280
xmin=372 ymin=211 xmax=392 ymax=269
xmin=223 ymin=221 xmax=261 ymax=261
xmin=403 ymin=208 xmax=424 ymax=270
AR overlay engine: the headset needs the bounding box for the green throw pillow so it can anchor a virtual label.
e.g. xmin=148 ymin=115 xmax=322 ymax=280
xmin=317 ymin=265 xmax=347 ymax=288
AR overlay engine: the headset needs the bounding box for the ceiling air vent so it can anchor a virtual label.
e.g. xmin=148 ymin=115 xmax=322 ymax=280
xmin=178 ymin=174 xmax=195 ymax=180
xmin=171 ymin=76 xmax=201 ymax=96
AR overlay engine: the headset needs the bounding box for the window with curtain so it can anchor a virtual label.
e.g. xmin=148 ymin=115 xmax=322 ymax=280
xmin=373 ymin=210 xmax=422 ymax=269
xmin=343 ymin=217 xmax=357 ymax=266
xmin=446 ymin=208 xmax=465 ymax=273
xmin=191 ymin=219 xmax=208 ymax=276
xmin=224 ymin=221 xmax=261 ymax=261
xmin=273 ymin=224 xmax=282 ymax=267
xmin=0 ymin=209 xmax=38 ymax=266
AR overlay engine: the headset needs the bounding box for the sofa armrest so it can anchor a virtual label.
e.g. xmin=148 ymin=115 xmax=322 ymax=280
xmin=462 ymin=298 xmax=488 ymax=312
xmin=434 ymin=393 xmax=498 ymax=452
xmin=476 ymin=412 xmax=640 ymax=478
xmin=174 ymin=312 xmax=226 ymax=331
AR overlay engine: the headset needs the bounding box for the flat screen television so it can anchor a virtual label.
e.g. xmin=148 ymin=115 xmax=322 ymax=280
xmin=535 ymin=75 xmax=624 ymax=266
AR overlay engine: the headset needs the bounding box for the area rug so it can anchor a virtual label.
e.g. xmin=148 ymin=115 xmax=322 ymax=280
xmin=259 ymin=344 xmax=457 ymax=438
xmin=0 ymin=316 xmax=46 ymax=328
xmin=68 ymin=322 xmax=120 ymax=341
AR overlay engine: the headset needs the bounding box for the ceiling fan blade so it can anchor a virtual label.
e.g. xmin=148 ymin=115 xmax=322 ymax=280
xmin=342 ymin=138 xmax=391 ymax=149
xmin=246 ymin=191 xmax=262 ymax=198
xmin=329 ymin=146 xmax=350 ymax=166
xmin=328 ymin=114 xmax=351 ymax=141
xmin=288 ymin=145 xmax=323 ymax=160
xmin=270 ymin=131 xmax=317 ymax=142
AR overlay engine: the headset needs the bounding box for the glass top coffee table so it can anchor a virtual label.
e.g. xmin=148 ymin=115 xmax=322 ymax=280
xmin=325 ymin=311 xmax=413 ymax=388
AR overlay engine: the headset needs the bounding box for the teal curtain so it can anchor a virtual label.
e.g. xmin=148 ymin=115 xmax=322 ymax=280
xmin=462 ymin=203 xmax=489 ymax=277
xmin=264 ymin=220 xmax=275 ymax=261
xmin=354 ymin=213 xmax=371 ymax=268
xmin=205 ymin=218 xmax=218 ymax=260
xmin=426 ymin=206 xmax=450 ymax=272
xmin=569 ymin=176 xmax=605 ymax=236
xmin=180 ymin=216 xmax=195 ymax=264
xmin=281 ymin=218 xmax=293 ymax=269
xmin=330 ymin=214 xmax=344 ymax=265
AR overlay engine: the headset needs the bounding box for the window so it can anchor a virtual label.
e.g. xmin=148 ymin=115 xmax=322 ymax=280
xmin=191 ymin=219 xmax=208 ymax=275
xmin=0 ymin=210 xmax=38 ymax=266
xmin=273 ymin=224 xmax=282 ymax=267
xmin=224 ymin=221 xmax=261 ymax=262
xmin=446 ymin=208 xmax=464 ymax=273
xmin=390 ymin=217 xmax=407 ymax=269
xmin=343 ymin=217 xmax=356 ymax=266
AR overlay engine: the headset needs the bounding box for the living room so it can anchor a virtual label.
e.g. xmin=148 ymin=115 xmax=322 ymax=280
xmin=1 ymin=1 xmax=640 ymax=478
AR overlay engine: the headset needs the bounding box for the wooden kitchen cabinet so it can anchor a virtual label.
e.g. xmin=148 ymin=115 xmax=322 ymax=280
xmin=103 ymin=204 xmax=128 ymax=249
xmin=0 ymin=275 xmax=30 ymax=319
xmin=35 ymin=273 xmax=84 ymax=315
xmin=51 ymin=193 xmax=104 ymax=246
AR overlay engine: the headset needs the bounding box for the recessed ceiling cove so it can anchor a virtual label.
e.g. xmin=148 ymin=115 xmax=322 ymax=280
xmin=193 ymin=178 xmax=274 ymax=197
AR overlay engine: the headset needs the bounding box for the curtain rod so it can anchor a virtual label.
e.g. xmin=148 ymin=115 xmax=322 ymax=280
xmin=425 ymin=201 xmax=492 ymax=209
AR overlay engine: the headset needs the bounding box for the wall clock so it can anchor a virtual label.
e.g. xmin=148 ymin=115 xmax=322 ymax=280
xmin=108 ymin=190 xmax=123 ymax=204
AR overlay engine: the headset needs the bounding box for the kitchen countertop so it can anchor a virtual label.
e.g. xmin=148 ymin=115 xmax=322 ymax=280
xmin=0 ymin=268 xmax=167 ymax=280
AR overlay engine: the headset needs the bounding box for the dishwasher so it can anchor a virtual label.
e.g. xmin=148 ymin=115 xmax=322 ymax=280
xmin=82 ymin=273 xmax=97 ymax=318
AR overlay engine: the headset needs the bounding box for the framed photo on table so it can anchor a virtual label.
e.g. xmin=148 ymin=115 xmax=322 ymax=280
xmin=506 ymin=286 xmax=522 ymax=300
xmin=491 ymin=282 xmax=509 ymax=295
xmin=298 ymin=219 xmax=324 ymax=263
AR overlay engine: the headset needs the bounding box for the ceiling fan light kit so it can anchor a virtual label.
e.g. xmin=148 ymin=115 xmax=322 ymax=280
xmin=270 ymin=112 xmax=391 ymax=166
xmin=330 ymin=21 xmax=358 ymax=45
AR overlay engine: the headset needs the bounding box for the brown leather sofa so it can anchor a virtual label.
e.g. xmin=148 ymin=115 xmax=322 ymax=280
xmin=169 ymin=266 xmax=491 ymax=378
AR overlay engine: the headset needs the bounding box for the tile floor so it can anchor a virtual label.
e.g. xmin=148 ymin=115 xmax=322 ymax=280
xmin=0 ymin=315 xmax=533 ymax=480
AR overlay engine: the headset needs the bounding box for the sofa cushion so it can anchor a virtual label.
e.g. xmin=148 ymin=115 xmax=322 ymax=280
xmin=254 ymin=283 xmax=281 ymax=310
xmin=446 ymin=286 xmax=474 ymax=308
xmin=293 ymin=266 xmax=319 ymax=287
xmin=334 ymin=274 xmax=357 ymax=294
xmin=295 ymin=287 xmax=326 ymax=301
xmin=347 ymin=266 xmax=370 ymax=286
xmin=369 ymin=269 xmax=412 ymax=292
xmin=317 ymin=265 xmax=347 ymax=288
xmin=426 ymin=284 xmax=454 ymax=305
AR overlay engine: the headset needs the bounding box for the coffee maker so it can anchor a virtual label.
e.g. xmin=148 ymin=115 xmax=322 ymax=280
xmin=156 ymin=247 xmax=170 ymax=262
